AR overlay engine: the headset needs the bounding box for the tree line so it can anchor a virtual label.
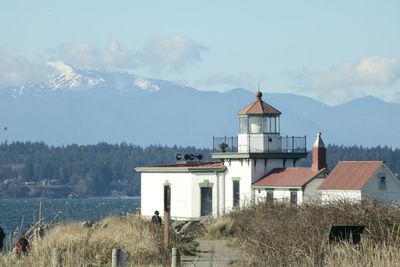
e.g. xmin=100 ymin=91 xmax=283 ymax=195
xmin=0 ymin=142 xmax=399 ymax=197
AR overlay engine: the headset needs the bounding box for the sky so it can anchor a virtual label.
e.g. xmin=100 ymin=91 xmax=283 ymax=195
xmin=1 ymin=0 xmax=400 ymax=105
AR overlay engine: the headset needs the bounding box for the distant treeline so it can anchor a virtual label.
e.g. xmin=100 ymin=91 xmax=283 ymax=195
xmin=0 ymin=142 xmax=399 ymax=197
xmin=0 ymin=142 xmax=210 ymax=197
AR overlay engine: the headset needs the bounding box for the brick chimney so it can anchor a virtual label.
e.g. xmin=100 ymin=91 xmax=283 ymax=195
xmin=312 ymin=132 xmax=327 ymax=172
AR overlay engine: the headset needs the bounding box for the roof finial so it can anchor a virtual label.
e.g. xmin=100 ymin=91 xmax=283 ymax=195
xmin=256 ymin=81 xmax=262 ymax=101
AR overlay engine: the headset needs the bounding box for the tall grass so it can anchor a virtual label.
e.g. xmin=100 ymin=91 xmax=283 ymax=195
xmin=0 ymin=215 xmax=164 ymax=267
xmin=223 ymin=200 xmax=400 ymax=266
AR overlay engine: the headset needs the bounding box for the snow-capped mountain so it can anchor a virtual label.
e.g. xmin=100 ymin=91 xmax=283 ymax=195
xmin=1 ymin=64 xmax=400 ymax=148
xmin=14 ymin=61 xmax=161 ymax=95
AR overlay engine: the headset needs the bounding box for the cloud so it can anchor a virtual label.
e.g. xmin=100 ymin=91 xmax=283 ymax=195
xmin=142 ymin=36 xmax=208 ymax=72
xmin=0 ymin=49 xmax=50 ymax=87
xmin=202 ymin=72 xmax=260 ymax=91
xmin=51 ymin=36 xmax=207 ymax=72
xmin=294 ymin=56 xmax=400 ymax=104
xmin=51 ymin=40 xmax=138 ymax=69
xmin=311 ymin=56 xmax=400 ymax=89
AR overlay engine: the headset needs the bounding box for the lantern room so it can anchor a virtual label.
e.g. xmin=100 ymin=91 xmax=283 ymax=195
xmin=237 ymin=91 xmax=282 ymax=153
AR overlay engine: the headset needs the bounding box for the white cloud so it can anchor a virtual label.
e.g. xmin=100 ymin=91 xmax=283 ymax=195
xmin=202 ymin=72 xmax=260 ymax=91
xmin=51 ymin=36 xmax=207 ymax=72
xmin=142 ymin=36 xmax=207 ymax=72
xmin=312 ymin=56 xmax=400 ymax=89
xmin=0 ymin=49 xmax=50 ymax=87
xmin=294 ymin=56 xmax=400 ymax=105
xmin=52 ymin=40 xmax=138 ymax=69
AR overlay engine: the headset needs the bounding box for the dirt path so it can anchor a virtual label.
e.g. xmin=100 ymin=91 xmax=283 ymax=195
xmin=181 ymin=238 xmax=243 ymax=266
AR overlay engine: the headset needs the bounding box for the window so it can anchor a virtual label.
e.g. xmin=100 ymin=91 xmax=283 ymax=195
xmin=250 ymin=117 xmax=262 ymax=133
xmin=263 ymin=117 xmax=270 ymax=133
xmin=270 ymin=117 xmax=276 ymax=133
xmin=266 ymin=190 xmax=274 ymax=203
xmin=379 ymin=176 xmax=386 ymax=191
xmin=239 ymin=117 xmax=248 ymax=133
xmin=276 ymin=117 xmax=280 ymax=133
xmin=263 ymin=116 xmax=280 ymax=133
xmin=290 ymin=190 xmax=298 ymax=204
xmin=233 ymin=180 xmax=240 ymax=207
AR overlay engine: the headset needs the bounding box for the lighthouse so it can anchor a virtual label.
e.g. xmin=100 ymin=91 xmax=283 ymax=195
xmin=211 ymin=90 xmax=308 ymax=208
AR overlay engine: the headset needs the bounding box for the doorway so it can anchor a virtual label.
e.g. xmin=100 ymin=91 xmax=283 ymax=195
xmin=200 ymin=187 xmax=213 ymax=216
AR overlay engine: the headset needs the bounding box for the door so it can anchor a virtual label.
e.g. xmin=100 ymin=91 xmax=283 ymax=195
xmin=200 ymin=187 xmax=213 ymax=216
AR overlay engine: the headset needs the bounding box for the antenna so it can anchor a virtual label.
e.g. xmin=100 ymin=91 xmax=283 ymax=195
xmin=257 ymin=80 xmax=260 ymax=92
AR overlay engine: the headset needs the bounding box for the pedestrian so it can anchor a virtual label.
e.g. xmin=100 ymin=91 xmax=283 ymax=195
xmin=0 ymin=227 xmax=5 ymax=252
xmin=151 ymin=210 xmax=162 ymax=224
xmin=15 ymin=233 xmax=29 ymax=256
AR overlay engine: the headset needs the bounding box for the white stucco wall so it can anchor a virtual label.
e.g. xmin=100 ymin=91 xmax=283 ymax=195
xmin=238 ymin=133 xmax=281 ymax=153
xmin=224 ymin=160 xmax=252 ymax=210
xmin=253 ymin=187 xmax=303 ymax=204
xmin=141 ymin=171 xmax=219 ymax=219
xmin=321 ymin=190 xmax=362 ymax=203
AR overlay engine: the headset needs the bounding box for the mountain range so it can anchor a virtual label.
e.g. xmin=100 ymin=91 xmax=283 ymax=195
xmin=1 ymin=63 xmax=399 ymax=148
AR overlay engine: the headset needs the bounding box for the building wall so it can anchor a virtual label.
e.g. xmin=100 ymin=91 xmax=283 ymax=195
xmin=303 ymin=177 xmax=326 ymax=202
xmin=238 ymin=133 xmax=281 ymax=153
xmin=224 ymin=159 xmax=252 ymax=210
xmin=253 ymin=187 xmax=303 ymax=204
xmin=362 ymin=165 xmax=400 ymax=202
xmin=141 ymin=171 xmax=218 ymax=219
xmin=321 ymin=190 xmax=362 ymax=203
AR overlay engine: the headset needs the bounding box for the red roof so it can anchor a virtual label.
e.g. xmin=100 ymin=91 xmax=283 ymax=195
xmin=151 ymin=161 xmax=224 ymax=169
xmin=136 ymin=161 xmax=225 ymax=172
xmin=319 ymin=161 xmax=383 ymax=190
xmin=237 ymin=91 xmax=281 ymax=115
xmin=253 ymin=167 xmax=325 ymax=187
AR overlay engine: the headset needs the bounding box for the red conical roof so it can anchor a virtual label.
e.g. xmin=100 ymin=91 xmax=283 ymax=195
xmin=238 ymin=91 xmax=281 ymax=115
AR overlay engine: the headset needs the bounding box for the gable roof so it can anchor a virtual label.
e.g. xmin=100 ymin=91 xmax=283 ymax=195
xmin=135 ymin=161 xmax=226 ymax=173
xmin=252 ymin=167 xmax=326 ymax=187
xmin=237 ymin=91 xmax=281 ymax=115
xmin=319 ymin=161 xmax=383 ymax=190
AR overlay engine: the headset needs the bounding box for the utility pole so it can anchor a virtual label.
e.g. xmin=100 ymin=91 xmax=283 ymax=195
xmin=163 ymin=184 xmax=171 ymax=261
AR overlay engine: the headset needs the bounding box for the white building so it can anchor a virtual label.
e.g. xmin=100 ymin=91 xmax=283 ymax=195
xmin=136 ymin=90 xmax=400 ymax=219
xmin=136 ymin=91 xmax=309 ymax=218
xmin=252 ymin=133 xmax=329 ymax=204
xmin=319 ymin=161 xmax=400 ymax=203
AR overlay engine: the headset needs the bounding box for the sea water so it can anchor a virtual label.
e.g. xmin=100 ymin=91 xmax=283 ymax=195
xmin=0 ymin=197 xmax=140 ymax=238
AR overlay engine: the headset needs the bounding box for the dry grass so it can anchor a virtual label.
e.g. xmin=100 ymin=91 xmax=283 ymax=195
xmin=212 ymin=200 xmax=400 ymax=266
xmin=204 ymin=217 xmax=235 ymax=240
xmin=0 ymin=215 xmax=164 ymax=267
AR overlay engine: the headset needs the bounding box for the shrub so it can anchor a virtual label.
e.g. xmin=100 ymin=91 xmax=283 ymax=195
xmin=228 ymin=200 xmax=400 ymax=266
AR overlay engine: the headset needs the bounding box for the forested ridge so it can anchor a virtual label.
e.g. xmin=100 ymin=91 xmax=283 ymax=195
xmin=0 ymin=142 xmax=399 ymax=197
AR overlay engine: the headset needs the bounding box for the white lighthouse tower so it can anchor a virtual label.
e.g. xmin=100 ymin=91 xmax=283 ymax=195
xmin=211 ymin=90 xmax=308 ymax=211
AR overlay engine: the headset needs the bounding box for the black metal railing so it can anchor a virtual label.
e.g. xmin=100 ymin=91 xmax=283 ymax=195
xmin=213 ymin=136 xmax=238 ymax=153
xmin=212 ymin=135 xmax=307 ymax=153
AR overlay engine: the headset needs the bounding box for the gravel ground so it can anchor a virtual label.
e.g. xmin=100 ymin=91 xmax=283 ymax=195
xmin=181 ymin=239 xmax=244 ymax=266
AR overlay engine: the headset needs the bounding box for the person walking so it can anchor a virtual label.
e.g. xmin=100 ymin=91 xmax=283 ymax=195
xmin=151 ymin=210 xmax=162 ymax=224
xmin=0 ymin=227 xmax=5 ymax=252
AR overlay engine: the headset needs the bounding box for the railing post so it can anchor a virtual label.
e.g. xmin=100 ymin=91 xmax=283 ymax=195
xmin=292 ymin=136 xmax=294 ymax=152
xmin=248 ymin=134 xmax=250 ymax=152
xmin=171 ymin=247 xmax=180 ymax=267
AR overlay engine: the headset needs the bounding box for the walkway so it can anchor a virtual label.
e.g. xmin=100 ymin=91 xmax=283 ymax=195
xmin=181 ymin=238 xmax=243 ymax=266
